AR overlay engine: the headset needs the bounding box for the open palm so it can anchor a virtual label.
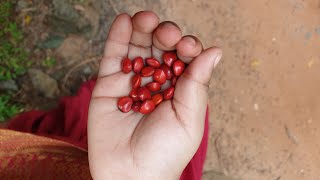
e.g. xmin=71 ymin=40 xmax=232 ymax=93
xmin=88 ymin=11 xmax=222 ymax=180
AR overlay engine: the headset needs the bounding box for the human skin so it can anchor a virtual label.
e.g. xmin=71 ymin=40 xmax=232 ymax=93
xmin=88 ymin=11 xmax=222 ymax=180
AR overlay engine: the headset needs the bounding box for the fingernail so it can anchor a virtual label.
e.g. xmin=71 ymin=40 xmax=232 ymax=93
xmin=184 ymin=36 xmax=196 ymax=46
xmin=214 ymin=53 xmax=222 ymax=68
xmin=161 ymin=21 xmax=181 ymax=30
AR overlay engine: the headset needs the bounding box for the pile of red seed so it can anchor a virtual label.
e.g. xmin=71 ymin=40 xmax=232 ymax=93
xmin=117 ymin=52 xmax=186 ymax=114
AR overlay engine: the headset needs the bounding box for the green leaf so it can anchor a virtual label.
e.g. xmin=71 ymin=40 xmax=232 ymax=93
xmin=42 ymin=57 xmax=57 ymax=67
xmin=0 ymin=94 xmax=21 ymax=122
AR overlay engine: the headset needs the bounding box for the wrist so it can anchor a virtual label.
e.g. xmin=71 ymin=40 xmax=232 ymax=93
xmin=91 ymin=168 xmax=179 ymax=180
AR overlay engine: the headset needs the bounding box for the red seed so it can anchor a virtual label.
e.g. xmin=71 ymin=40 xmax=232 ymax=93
xmin=146 ymin=82 xmax=161 ymax=92
xmin=151 ymin=93 xmax=163 ymax=106
xmin=129 ymin=89 xmax=140 ymax=102
xmin=137 ymin=87 xmax=151 ymax=101
xmin=160 ymin=64 xmax=173 ymax=80
xmin=172 ymin=60 xmax=185 ymax=76
xmin=163 ymin=52 xmax=177 ymax=67
xmin=140 ymin=100 xmax=155 ymax=114
xmin=117 ymin=96 xmax=133 ymax=113
xmin=141 ymin=67 xmax=155 ymax=77
xmin=171 ymin=76 xmax=177 ymax=86
xmin=132 ymin=74 xmax=141 ymax=89
xmin=153 ymin=69 xmax=166 ymax=84
xmin=132 ymin=57 xmax=144 ymax=73
xmin=132 ymin=101 xmax=142 ymax=112
xmin=146 ymin=57 xmax=161 ymax=68
xmin=121 ymin=58 xmax=132 ymax=73
xmin=163 ymin=87 xmax=175 ymax=100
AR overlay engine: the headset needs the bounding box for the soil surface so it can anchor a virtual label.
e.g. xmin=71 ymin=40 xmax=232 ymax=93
xmin=7 ymin=0 xmax=320 ymax=179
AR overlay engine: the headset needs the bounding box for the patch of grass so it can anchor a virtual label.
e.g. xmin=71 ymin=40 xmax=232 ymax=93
xmin=0 ymin=94 xmax=22 ymax=122
xmin=0 ymin=1 xmax=28 ymax=121
xmin=0 ymin=1 xmax=30 ymax=81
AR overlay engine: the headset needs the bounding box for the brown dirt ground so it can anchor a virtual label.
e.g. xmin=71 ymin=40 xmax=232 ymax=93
xmin=5 ymin=0 xmax=320 ymax=179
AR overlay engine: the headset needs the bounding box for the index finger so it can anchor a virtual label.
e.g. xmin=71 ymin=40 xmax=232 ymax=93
xmin=99 ymin=13 xmax=133 ymax=77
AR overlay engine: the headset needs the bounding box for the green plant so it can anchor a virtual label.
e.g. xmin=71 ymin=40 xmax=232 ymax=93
xmin=0 ymin=94 xmax=22 ymax=122
xmin=0 ymin=1 xmax=30 ymax=81
xmin=42 ymin=57 xmax=57 ymax=67
xmin=0 ymin=1 xmax=28 ymax=121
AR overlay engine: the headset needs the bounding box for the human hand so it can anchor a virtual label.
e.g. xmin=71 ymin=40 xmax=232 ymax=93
xmin=88 ymin=11 xmax=222 ymax=180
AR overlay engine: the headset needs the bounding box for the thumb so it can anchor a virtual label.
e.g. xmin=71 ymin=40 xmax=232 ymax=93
xmin=173 ymin=47 xmax=222 ymax=134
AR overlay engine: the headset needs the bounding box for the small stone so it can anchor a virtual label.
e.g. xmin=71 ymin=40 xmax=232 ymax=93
xmin=254 ymin=103 xmax=259 ymax=111
xmin=55 ymin=36 xmax=89 ymax=65
xmin=28 ymin=69 xmax=59 ymax=98
xmin=82 ymin=66 xmax=92 ymax=75
xmin=45 ymin=0 xmax=95 ymax=37
xmin=74 ymin=5 xmax=85 ymax=11
xmin=0 ymin=80 xmax=18 ymax=91
xmin=16 ymin=0 xmax=30 ymax=11
xmin=37 ymin=34 xmax=65 ymax=49
xmin=299 ymin=169 xmax=305 ymax=176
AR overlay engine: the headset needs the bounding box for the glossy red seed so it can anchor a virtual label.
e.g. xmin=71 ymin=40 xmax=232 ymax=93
xmin=163 ymin=87 xmax=175 ymax=100
xmin=132 ymin=101 xmax=142 ymax=112
xmin=141 ymin=67 xmax=155 ymax=77
xmin=132 ymin=57 xmax=144 ymax=73
xmin=160 ymin=64 xmax=173 ymax=80
xmin=163 ymin=52 xmax=177 ymax=67
xmin=117 ymin=96 xmax=133 ymax=113
xmin=140 ymin=100 xmax=155 ymax=114
xmin=151 ymin=93 xmax=163 ymax=106
xmin=146 ymin=82 xmax=161 ymax=92
xmin=172 ymin=60 xmax=185 ymax=76
xmin=137 ymin=87 xmax=151 ymax=101
xmin=153 ymin=69 xmax=166 ymax=84
xmin=121 ymin=58 xmax=132 ymax=73
xmin=129 ymin=89 xmax=140 ymax=102
xmin=171 ymin=76 xmax=177 ymax=86
xmin=132 ymin=74 xmax=141 ymax=89
xmin=146 ymin=57 xmax=161 ymax=68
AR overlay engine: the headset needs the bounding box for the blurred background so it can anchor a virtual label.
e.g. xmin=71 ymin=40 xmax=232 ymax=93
xmin=0 ymin=0 xmax=319 ymax=179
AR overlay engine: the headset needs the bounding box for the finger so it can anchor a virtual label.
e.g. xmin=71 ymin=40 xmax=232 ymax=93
xmin=92 ymin=71 xmax=133 ymax=98
xmin=99 ymin=13 xmax=133 ymax=77
xmin=176 ymin=35 xmax=203 ymax=63
xmin=173 ymin=47 xmax=222 ymax=133
xmin=128 ymin=11 xmax=159 ymax=59
xmin=152 ymin=21 xmax=182 ymax=60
